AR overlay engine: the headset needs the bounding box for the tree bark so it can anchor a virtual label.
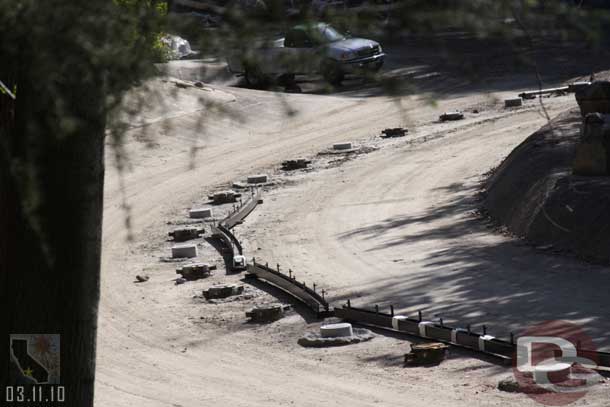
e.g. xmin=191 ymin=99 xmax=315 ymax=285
xmin=1 ymin=8 xmax=106 ymax=406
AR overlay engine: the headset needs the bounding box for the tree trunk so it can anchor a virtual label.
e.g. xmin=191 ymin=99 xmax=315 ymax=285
xmin=0 ymin=14 xmax=106 ymax=407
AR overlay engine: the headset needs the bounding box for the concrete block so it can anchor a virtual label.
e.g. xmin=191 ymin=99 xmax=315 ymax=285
xmin=504 ymin=98 xmax=523 ymax=108
xmin=176 ymin=262 xmax=212 ymax=279
xmin=168 ymin=226 xmax=204 ymax=242
xmin=404 ymin=342 xmax=448 ymax=366
xmin=246 ymin=303 xmax=289 ymax=322
xmin=208 ymin=190 xmax=240 ymax=204
xmin=247 ymin=174 xmax=268 ymax=184
xmin=381 ymin=128 xmax=407 ymax=138
xmin=171 ymin=244 xmax=198 ymax=258
xmin=440 ymin=111 xmax=464 ymax=121
xmin=298 ymin=328 xmax=374 ymax=347
xmin=189 ymin=207 xmax=212 ymax=219
xmin=281 ymin=158 xmax=311 ymax=171
xmin=333 ymin=142 xmax=352 ymax=150
xmin=232 ymin=181 xmax=248 ymax=189
xmin=320 ymin=323 xmax=353 ymax=338
xmin=203 ymin=284 xmax=244 ymax=299
xmin=497 ymin=377 xmax=521 ymax=393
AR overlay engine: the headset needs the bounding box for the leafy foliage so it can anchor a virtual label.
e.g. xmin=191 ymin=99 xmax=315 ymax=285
xmin=0 ymin=0 xmax=169 ymax=248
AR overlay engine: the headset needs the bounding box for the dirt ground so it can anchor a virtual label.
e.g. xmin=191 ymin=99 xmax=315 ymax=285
xmin=96 ymin=38 xmax=610 ymax=406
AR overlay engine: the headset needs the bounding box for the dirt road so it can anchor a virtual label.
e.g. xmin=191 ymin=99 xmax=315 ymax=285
xmin=95 ymin=70 xmax=610 ymax=405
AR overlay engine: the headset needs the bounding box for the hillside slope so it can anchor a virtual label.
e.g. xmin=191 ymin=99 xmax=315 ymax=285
xmin=484 ymin=108 xmax=610 ymax=262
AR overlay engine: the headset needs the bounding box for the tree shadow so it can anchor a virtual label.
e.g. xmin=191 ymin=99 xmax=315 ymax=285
xmin=334 ymin=181 xmax=610 ymax=350
xmin=338 ymin=181 xmax=477 ymax=249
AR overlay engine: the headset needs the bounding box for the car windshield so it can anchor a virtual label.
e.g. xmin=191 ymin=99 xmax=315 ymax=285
xmin=316 ymin=25 xmax=346 ymax=43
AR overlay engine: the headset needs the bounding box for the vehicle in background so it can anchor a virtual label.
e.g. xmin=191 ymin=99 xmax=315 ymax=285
xmin=227 ymin=22 xmax=385 ymax=86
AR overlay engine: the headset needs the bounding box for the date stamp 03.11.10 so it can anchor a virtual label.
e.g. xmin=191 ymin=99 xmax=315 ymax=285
xmin=6 ymin=334 xmax=65 ymax=406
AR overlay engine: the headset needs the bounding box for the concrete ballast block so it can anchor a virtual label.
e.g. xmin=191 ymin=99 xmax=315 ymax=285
xmin=203 ymin=284 xmax=244 ymax=299
xmin=333 ymin=142 xmax=352 ymax=150
xmin=381 ymin=128 xmax=407 ymax=138
xmin=209 ymin=190 xmax=240 ymax=204
xmin=176 ymin=262 xmax=214 ymax=280
xmin=189 ymin=207 xmax=212 ymax=219
xmin=246 ymin=304 xmax=289 ymax=322
xmin=247 ymin=174 xmax=268 ymax=184
xmin=440 ymin=111 xmax=464 ymax=121
xmin=281 ymin=158 xmax=311 ymax=171
xmin=169 ymin=226 xmax=203 ymax=242
xmin=504 ymin=98 xmax=523 ymax=108
xmin=171 ymin=244 xmax=198 ymax=258
xmin=320 ymin=323 xmax=353 ymax=338
xmin=404 ymin=342 xmax=448 ymax=366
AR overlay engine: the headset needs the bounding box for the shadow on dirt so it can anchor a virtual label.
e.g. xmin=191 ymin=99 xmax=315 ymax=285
xmin=334 ymin=178 xmax=610 ymax=350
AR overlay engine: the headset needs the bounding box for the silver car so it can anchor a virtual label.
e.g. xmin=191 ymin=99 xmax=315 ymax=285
xmin=227 ymin=23 xmax=385 ymax=86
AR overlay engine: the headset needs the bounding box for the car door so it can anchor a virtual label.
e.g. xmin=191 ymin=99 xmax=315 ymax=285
xmin=282 ymin=28 xmax=318 ymax=74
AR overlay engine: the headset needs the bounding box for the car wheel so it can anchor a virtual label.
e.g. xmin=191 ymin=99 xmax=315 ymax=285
xmin=321 ymin=59 xmax=344 ymax=86
xmin=372 ymin=58 xmax=384 ymax=72
xmin=244 ymin=64 xmax=268 ymax=88
xmin=277 ymin=73 xmax=296 ymax=86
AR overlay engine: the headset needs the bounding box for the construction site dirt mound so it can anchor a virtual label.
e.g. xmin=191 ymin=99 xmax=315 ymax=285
xmin=484 ymin=108 xmax=610 ymax=263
